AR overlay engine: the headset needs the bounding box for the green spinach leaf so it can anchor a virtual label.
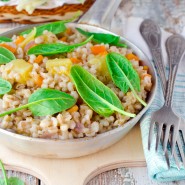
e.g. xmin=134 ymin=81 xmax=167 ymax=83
xmin=0 ymin=46 xmax=15 ymax=64
xmin=76 ymin=28 xmax=127 ymax=48
xmin=0 ymin=88 xmax=76 ymax=117
xmin=0 ymin=78 xmax=12 ymax=95
xmin=27 ymin=36 xmax=93 ymax=56
xmin=70 ymin=65 xmax=135 ymax=117
xmin=106 ymin=52 xmax=146 ymax=107
xmin=8 ymin=177 xmax=24 ymax=185
xmin=0 ymin=36 xmax=12 ymax=43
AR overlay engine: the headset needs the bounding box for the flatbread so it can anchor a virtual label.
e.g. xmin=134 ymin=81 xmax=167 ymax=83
xmin=0 ymin=0 xmax=95 ymax=23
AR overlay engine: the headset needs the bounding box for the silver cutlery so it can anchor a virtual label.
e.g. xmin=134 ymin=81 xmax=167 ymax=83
xmin=140 ymin=19 xmax=185 ymax=168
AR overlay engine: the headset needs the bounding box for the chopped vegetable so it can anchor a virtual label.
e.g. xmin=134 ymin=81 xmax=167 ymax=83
xmin=70 ymin=57 xmax=81 ymax=64
xmin=34 ymin=75 xmax=43 ymax=87
xmin=46 ymin=58 xmax=72 ymax=75
xmin=11 ymin=59 xmax=33 ymax=83
xmin=0 ymin=43 xmax=16 ymax=53
xmin=67 ymin=105 xmax=79 ymax=113
xmin=88 ymin=55 xmax=111 ymax=81
xmin=34 ymin=55 xmax=43 ymax=64
xmin=125 ymin=53 xmax=139 ymax=61
xmin=143 ymin=66 xmax=148 ymax=70
xmin=20 ymin=27 xmax=36 ymax=48
xmin=15 ymin=35 xmax=25 ymax=45
xmin=91 ymin=45 xmax=107 ymax=55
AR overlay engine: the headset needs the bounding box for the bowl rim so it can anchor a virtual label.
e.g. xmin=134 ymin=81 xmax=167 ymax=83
xmin=0 ymin=23 xmax=158 ymax=143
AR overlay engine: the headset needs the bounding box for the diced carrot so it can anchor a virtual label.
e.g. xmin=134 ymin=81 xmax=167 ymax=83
xmin=0 ymin=43 xmax=16 ymax=53
xmin=70 ymin=58 xmax=81 ymax=64
xmin=125 ymin=53 xmax=139 ymax=61
xmin=15 ymin=36 xmax=25 ymax=45
xmin=143 ymin=66 xmax=148 ymax=70
xmin=66 ymin=28 xmax=73 ymax=35
xmin=34 ymin=55 xmax=43 ymax=64
xmin=141 ymin=74 xmax=152 ymax=79
xmin=67 ymin=105 xmax=78 ymax=113
xmin=35 ymin=75 xmax=43 ymax=87
xmin=91 ymin=45 xmax=107 ymax=55
xmin=60 ymin=36 xmax=67 ymax=42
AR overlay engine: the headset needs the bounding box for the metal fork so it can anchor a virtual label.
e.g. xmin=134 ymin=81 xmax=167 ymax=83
xmin=140 ymin=20 xmax=185 ymax=167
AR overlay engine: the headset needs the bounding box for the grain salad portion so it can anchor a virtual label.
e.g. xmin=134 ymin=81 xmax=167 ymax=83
xmin=0 ymin=20 xmax=152 ymax=139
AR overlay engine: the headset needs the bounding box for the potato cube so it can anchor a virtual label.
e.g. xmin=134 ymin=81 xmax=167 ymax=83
xmin=46 ymin=58 xmax=72 ymax=75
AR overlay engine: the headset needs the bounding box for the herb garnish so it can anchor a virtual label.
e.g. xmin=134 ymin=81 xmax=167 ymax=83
xmin=106 ymin=52 xmax=147 ymax=107
xmin=0 ymin=89 xmax=76 ymax=117
xmin=0 ymin=46 xmax=15 ymax=64
xmin=70 ymin=65 xmax=135 ymax=117
xmin=0 ymin=78 xmax=12 ymax=95
xmin=76 ymin=27 xmax=127 ymax=48
xmin=27 ymin=36 xmax=93 ymax=56
xmin=0 ymin=36 xmax=12 ymax=43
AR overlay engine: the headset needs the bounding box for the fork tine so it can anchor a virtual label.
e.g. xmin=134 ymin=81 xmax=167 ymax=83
xmin=177 ymin=136 xmax=185 ymax=168
xmin=171 ymin=125 xmax=179 ymax=155
xmin=155 ymin=123 xmax=163 ymax=151
xmin=148 ymin=121 xmax=155 ymax=150
xmin=163 ymin=125 xmax=171 ymax=153
xmin=164 ymin=150 xmax=170 ymax=169
xmin=180 ymin=127 xmax=185 ymax=144
xmin=173 ymin=150 xmax=181 ymax=170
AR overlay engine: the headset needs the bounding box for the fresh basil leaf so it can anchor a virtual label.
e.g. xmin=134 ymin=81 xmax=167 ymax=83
xmin=106 ymin=52 xmax=147 ymax=107
xmin=70 ymin=65 xmax=135 ymax=117
xmin=76 ymin=28 xmax=127 ymax=48
xmin=0 ymin=89 xmax=76 ymax=117
xmin=0 ymin=78 xmax=12 ymax=95
xmin=0 ymin=46 xmax=15 ymax=64
xmin=27 ymin=36 xmax=93 ymax=56
xmin=0 ymin=36 xmax=12 ymax=43
xmin=8 ymin=177 xmax=24 ymax=185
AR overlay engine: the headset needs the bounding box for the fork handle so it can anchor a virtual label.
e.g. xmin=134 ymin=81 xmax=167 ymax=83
xmin=165 ymin=34 xmax=185 ymax=107
xmin=140 ymin=19 xmax=166 ymax=95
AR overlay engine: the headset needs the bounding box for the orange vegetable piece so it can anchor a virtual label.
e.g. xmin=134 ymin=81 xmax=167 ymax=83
xmin=35 ymin=75 xmax=43 ymax=87
xmin=34 ymin=55 xmax=43 ymax=64
xmin=60 ymin=37 xmax=67 ymax=42
xmin=125 ymin=53 xmax=139 ymax=61
xmin=66 ymin=28 xmax=73 ymax=35
xmin=143 ymin=66 xmax=148 ymax=70
xmin=67 ymin=105 xmax=78 ymax=113
xmin=91 ymin=45 xmax=107 ymax=55
xmin=0 ymin=43 xmax=16 ymax=53
xmin=141 ymin=74 xmax=152 ymax=79
xmin=15 ymin=36 xmax=25 ymax=45
xmin=70 ymin=58 xmax=81 ymax=64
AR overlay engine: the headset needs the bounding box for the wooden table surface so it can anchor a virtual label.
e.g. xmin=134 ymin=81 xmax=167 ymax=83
xmin=1 ymin=0 xmax=185 ymax=184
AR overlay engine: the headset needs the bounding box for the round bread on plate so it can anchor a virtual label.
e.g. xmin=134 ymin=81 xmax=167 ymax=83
xmin=0 ymin=0 xmax=95 ymax=24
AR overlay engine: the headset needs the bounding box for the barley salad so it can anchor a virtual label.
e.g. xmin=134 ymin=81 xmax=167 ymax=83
xmin=0 ymin=20 xmax=152 ymax=140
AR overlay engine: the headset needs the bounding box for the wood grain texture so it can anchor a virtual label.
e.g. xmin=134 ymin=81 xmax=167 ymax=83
xmin=0 ymin=170 xmax=39 ymax=185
